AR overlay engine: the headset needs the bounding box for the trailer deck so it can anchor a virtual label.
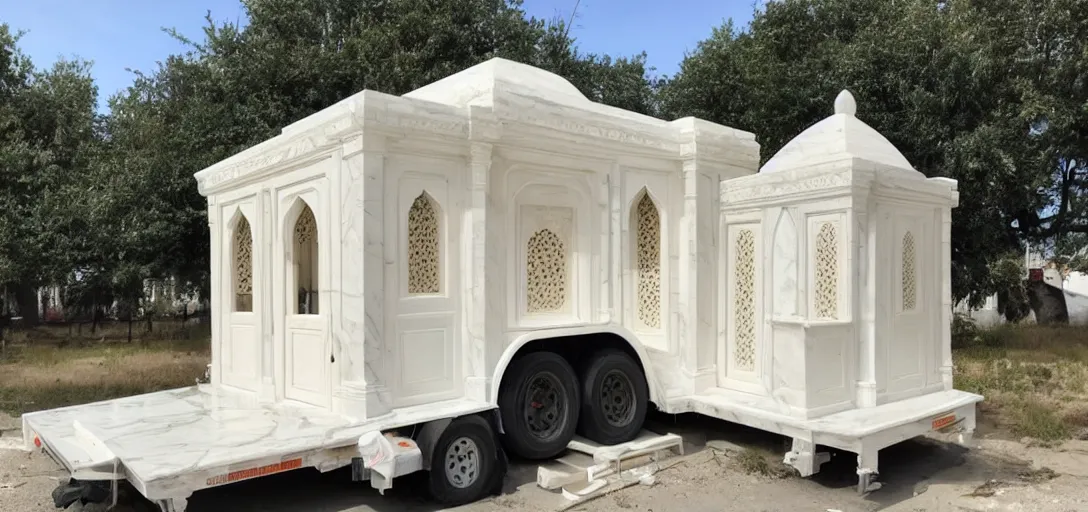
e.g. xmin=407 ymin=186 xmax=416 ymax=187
xmin=23 ymin=380 xmax=980 ymax=509
xmin=669 ymin=388 xmax=981 ymax=491
xmin=22 ymin=384 xmax=491 ymax=506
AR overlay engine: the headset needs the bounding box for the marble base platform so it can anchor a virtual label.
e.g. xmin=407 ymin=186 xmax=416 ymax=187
xmin=21 ymin=384 xmax=490 ymax=501
xmin=666 ymin=388 xmax=981 ymax=443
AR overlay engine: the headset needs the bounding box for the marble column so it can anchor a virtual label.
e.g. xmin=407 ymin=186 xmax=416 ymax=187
xmin=463 ymin=141 xmax=492 ymax=402
xmin=597 ymin=164 xmax=615 ymax=323
xmin=334 ymin=134 xmax=391 ymax=420
xmin=694 ymin=168 xmax=719 ymax=391
xmin=208 ymin=197 xmax=222 ymax=388
xmin=855 ymin=206 xmax=878 ymax=408
xmin=608 ymin=163 xmax=623 ymax=326
xmin=939 ymin=206 xmax=954 ymax=389
xmin=677 ymin=159 xmax=699 ymax=394
xmin=259 ymin=188 xmax=276 ymax=402
xmin=678 ymin=157 xmax=719 ymax=394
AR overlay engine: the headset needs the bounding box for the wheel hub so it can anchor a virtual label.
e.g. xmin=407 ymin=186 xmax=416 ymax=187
xmin=524 ymin=371 xmax=566 ymax=441
xmin=444 ymin=437 xmax=480 ymax=489
xmin=601 ymin=370 xmax=636 ymax=427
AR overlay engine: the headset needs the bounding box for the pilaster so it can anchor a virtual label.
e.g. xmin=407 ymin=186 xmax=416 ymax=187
xmin=856 ymin=199 xmax=878 ymax=408
xmin=677 ymin=158 xmax=699 ymax=391
xmin=334 ymin=134 xmax=392 ymax=420
xmin=608 ymin=163 xmax=623 ymax=326
xmin=939 ymin=206 xmax=954 ymax=389
xmin=464 ymin=140 xmax=493 ymax=402
xmin=467 ymin=105 xmax=501 ymax=402
xmin=259 ymin=188 xmax=276 ymax=402
xmin=208 ymin=196 xmax=222 ymax=388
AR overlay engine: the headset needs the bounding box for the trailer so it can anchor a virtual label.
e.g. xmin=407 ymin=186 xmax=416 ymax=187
xmin=22 ymin=58 xmax=981 ymax=511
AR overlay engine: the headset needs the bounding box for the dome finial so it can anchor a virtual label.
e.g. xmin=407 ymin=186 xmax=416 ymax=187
xmin=834 ymin=90 xmax=856 ymax=116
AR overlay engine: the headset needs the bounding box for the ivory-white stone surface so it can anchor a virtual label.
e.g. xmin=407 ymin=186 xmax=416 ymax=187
xmin=190 ymin=57 xmax=762 ymax=419
xmin=720 ymin=90 xmax=972 ymax=419
xmin=23 ymin=61 xmax=981 ymax=502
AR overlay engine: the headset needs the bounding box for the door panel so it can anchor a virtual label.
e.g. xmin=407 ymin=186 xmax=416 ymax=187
xmin=285 ymin=316 xmax=327 ymax=406
xmin=887 ymin=219 xmax=928 ymax=395
xmin=222 ymin=316 xmax=259 ymax=390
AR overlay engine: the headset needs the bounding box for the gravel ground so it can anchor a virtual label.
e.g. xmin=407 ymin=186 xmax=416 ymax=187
xmin=3 ymin=411 xmax=1088 ymax=512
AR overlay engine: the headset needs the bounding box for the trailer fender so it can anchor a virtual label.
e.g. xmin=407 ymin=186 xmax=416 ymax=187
xmin=489 ymin=325 xmax=664 ymax=408
xmin=416 ymin=412 xmax=508 ymax=498
xmin=415 ymin=417 xmax=453 ymax=471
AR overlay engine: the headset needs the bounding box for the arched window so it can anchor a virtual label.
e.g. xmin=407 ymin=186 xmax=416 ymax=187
xmin=902 ymin=231 xmax=917 ymax=311
xmin=293 ymin=204 xmax=319 ymax=314
xmin=233 ymin=215 xmax=253 ymax=312
xmin=634 ymin=192 xmax=662 ymax=330
xmin=526 ymin=228 xmax=566 ymax=313
xmin=407 ymin=192 xmax=441 ymax=295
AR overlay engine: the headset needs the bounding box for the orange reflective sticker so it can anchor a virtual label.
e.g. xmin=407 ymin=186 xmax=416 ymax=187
xmin=205 ymin=457 xmax=303 ymax=487
xmin=931 ymin=414 xmax=956 ymax=430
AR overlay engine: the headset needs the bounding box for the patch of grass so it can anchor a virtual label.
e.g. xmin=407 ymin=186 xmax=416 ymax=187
xmin=0 ymin=338 xmax=209 ymax=416
xmin=732 ymin=448 xmax=793 ymax=479
xmin=1010 ymin=401 xmax=1070 ymax=441
xmin=1017 ymin=466 xmax=1058 ymax=483
xmin=965 ymin=479 xmax=1006 ymax=498
xmin=954 ymin=324 xmax=1088 ymax=442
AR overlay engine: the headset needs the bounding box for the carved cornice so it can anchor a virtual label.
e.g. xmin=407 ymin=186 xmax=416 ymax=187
xmin=494 ymin=91 xmax=674 ymax=152
xmin=723 ymin=169 xmax=855 ymax=204
xmin=358 ymin=91 xmax=470 ymax=138
xmin=198 ymin=135 xmax=329 ymax=195
xmin=195 ymin=93 xmax=474 ymax=195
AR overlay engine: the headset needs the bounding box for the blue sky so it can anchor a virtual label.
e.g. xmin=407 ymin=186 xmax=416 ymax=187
xmin=3 ymin=0 xmax=758 ymax=112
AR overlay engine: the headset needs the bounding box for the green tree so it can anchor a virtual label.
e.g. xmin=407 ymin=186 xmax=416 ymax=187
xmin=660 ymin=0 xmax=1088 ymax=306
xmin=0 ymin=24 xmax=99 ymax=324
xmin=95 ymin=0 xmax=660 ymax=301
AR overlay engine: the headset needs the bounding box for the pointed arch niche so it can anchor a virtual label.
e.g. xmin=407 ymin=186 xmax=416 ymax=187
xmin=232 ymin=213 xmax=254 ymax=312
xmin=290 ymin=202 xmax=320 ymax=315
xmin=407 ymin=191 xmax=442 ymax=295
xmin=631 ymin=189 xmax=663 ymax=332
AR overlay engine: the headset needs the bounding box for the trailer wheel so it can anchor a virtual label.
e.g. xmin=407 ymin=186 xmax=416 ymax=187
xmin=428 ymin=415 xmax=499 ymax=506
xmin=497 ymin=351 xmax=580 ymax=459
xmin=577 ymin=349 xmax=648 ymax=445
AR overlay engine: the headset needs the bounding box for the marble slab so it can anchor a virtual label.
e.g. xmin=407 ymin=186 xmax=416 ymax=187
xmin=21 ymin=385 xmax=490 ymax=487
xmin=669 ymin=387 xmax=983 ymax=440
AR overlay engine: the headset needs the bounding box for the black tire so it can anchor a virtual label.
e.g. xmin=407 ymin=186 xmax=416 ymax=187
xmin=577 ymin=349 xmax=649 ymax=445
xmin=427 ymin=415 xmax=500 ymax=506
xmin=497 ymin=351 xmax=580 ymax=460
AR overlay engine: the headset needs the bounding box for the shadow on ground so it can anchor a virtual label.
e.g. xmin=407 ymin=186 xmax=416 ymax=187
xmin=646 ymin=409 xmax=1036 ymax=510
xmin=180 ymin=408 xmax=1023 ymax=511
xmin=185 ymin=450 xmax=543 ymax=512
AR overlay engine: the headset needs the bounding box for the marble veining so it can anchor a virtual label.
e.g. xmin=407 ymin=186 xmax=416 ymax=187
xmin=23 ymin=385 xmax=489 ymax=486
xmin=23 ymin=64 xmax=983 ymax=504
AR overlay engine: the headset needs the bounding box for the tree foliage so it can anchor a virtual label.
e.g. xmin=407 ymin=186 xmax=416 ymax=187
xmin=660 ymin=0 xmax=1088 ymax=307
xmin=1 ymin=0 xmax=660 ymax=322
xmin=0 ymin=24 xmax=99 ymax=321
xmin=1 ymin=0 xmax=1086 ymax=322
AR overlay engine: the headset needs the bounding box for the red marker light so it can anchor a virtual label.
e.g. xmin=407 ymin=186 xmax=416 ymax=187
xmin=33 ymin=436 xmax=41 ymax=448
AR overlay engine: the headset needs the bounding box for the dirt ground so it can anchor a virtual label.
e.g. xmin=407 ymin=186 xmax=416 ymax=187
xmin=4 ymin=411 xmax=1088 ymax=512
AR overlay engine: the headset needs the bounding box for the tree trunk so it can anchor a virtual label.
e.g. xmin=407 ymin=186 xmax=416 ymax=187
xmin=128 ymin=314 xmax=133 ymax=343
xmin=15 ymin=282 xmax=39 ymax=326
